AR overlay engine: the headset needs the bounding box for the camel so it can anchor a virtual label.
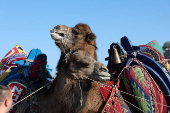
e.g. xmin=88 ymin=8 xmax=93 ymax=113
xmin=37 ymin=24 xmax=111 ymax=113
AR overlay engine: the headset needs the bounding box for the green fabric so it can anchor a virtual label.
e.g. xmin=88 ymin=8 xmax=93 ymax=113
xmin=121 ymin=66 xmax=154 ymax=113
xmin=147 ymin=40 xmax=164 ymax=57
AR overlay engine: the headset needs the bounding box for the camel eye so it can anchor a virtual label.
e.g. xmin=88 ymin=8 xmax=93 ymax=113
xmin=74 ymin=31 xmax=78 ymax=35
xmin=58 ymin=33 xmax=65 ymax=37
xmin=72 ymin=30 xmax=79 ymax=35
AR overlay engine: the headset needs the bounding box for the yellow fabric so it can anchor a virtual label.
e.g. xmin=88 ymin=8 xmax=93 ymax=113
xmin=16 ymin=45 xmax=26 ymax=54
xmin=0 ymin=68 xmax=10 ymax=83
xmin=166 ymin=62 xmax=170 ymax=71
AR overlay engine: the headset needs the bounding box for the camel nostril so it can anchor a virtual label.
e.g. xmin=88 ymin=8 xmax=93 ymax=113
xmin=59 ymin=33 xmax=65 ymax=37
xmin=101 ymin=68 xmax=108 ymax=72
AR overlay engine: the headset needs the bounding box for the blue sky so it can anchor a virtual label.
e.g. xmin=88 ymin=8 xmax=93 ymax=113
xmin=0 ymin=0 xmax=170 ymax=76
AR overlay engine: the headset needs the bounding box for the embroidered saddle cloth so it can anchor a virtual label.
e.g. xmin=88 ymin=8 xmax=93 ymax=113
xmin=121 ymin=65 xmax=167 ymax=113
xmin=9 ymin=79 xmax=41 ymax=113
xmin=99 ymin=81 xmax=132 ymax=113
xmin=139 ymin=40 xmax=170 ymax=73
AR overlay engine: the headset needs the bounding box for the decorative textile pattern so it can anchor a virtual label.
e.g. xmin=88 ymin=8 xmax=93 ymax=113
xmin=99 ymin=81 xmax=115 ymax=101
xmin=29 ymin=81 xmax=39 ymax=113
xmin=102 ymin=85 xmax=132 ymax=113
xmin=15 ymin=86 xmax=39 ymax=113
xmin=1 ymin=45 xmax=26 ymax=64
xmin=158 ymin=62 xmax=170 ymax=77
xmin=100 ymin=81 xmax=132 ymax=113
xmin=102 ymin=86 xmax=123 ymax=113
xmin=140 ymin=41 xmax=170 ymax=76
xmin=121 ymin=65 xmax=167 ymax=113
xmin=13 ymin=97 xmax=30 ymax=113
xmin=166 ymin=62 xmax=170 ymax=71
xmin=12 ymin=79 xmax=40 ymax=113
xmin=119 ymin=78 xmax=137 ymax=112
xmin=146 ymin=40 xmax=164 ymax=57
xmin=0 ymin=53 xmax=27 ymax=77
xmin=0 ymin=45 xmax=27 ymax=78
xmin=0 ymin=46 xmax=51 ymax=113
xmin=8 ymin=79 xmax=29 ymax=113
xmin=118 ymin=93 xmax=132 ymax=113
xmin=139 ymin=45 xmax=163 ymax=61
xmin=0 ymin=68 xmax=10 ymax=83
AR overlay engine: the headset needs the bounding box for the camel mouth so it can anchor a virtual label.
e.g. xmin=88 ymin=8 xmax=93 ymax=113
xmin=98 ymin=73 xmax=111 ymax=81
xmin=50 ymin=33 xmax=65 ymax=43
xmin=99 ymin=76 xmax=110 ymax=81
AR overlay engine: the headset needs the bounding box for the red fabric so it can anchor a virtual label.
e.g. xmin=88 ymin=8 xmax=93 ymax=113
xmin=1 ymin=45 xmax=25 ymax=63
xmin=148 ymin=76 xmax=167 ymax=113
xmin=99 ymin=81 xmax=115 ymax=101
xmin=102 ymin=86 xmax=123 ymax=113
xmin=30 ymin=60 xmax=47 ymax=79
xmin=8 ymin=81 xmax=27 ymax=113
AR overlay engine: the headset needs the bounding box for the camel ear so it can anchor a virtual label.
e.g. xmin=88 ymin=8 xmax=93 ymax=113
xmin=86 ymin=33 xmax=96 ymax=43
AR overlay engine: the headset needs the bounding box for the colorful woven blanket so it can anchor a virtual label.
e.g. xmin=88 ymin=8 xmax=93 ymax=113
xmin=146 ymin=40 xmax=164 ymax=57
xmin=0 ymin=45 xmax=27 ymax=81
xmin=121 ymin=65 xmax=167 ymax=113
xmin=8 ymin=79 xmax=29 ymax=113
xmin=99 ymin=81 xmax=132 ymax=113
xmin=140 ymin=40 xmax=170 ymax=75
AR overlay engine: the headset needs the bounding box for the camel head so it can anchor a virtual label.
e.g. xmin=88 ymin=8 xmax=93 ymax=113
xmin=50 ymin=23 xmax=97 ymax=60
xmin=50 ymin=24 xmax=72 ymax=49
xmin=93 ymin=61 xmax=111 ymax=81
xmin=75 ymin=61 xmax=111 ymax=81
xmin=70 ymin=50 xmax=111 ymax=82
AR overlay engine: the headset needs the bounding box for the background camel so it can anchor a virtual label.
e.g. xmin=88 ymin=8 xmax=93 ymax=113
xmin=37 ymin=24 xmax=110 ymax=113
